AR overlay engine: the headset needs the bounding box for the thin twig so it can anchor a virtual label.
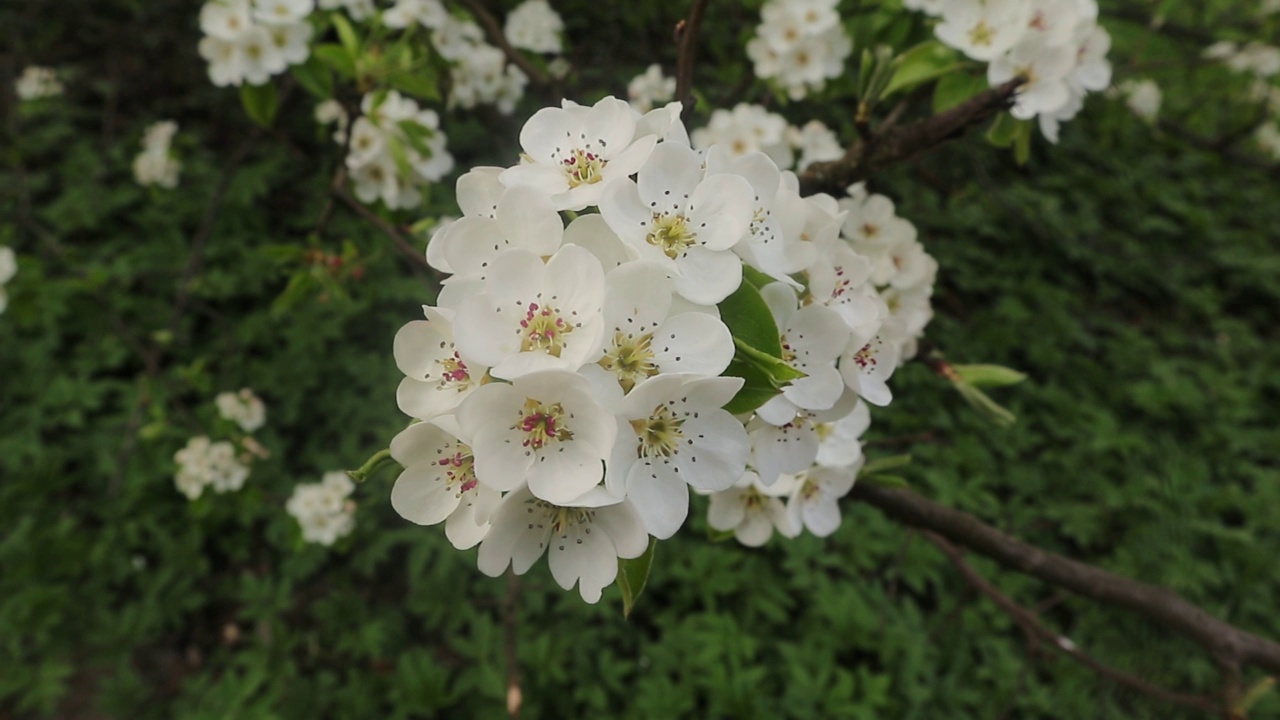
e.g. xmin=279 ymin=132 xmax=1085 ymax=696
xmin=921 ymin=530 xmax=1220 ymax=714
xmin=674 ymin=0 xmax=711 ymax=120
xmin=504 ymin=570 xmax=522 ymax=720
xmin=332 ymin=183 xmax=432 ymax=272
xmin=799 ymin=78 xmax=1024 ymax=195
xmin=459 ymin=0 xmax=553 ymax=88
xmin=851 ymin=484 xmax=1280 ymax=676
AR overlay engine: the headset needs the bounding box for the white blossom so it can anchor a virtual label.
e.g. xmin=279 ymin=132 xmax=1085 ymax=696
xmin=707 ymin=471 xmax=799 ymax=546
xmin=15 ymin=66 xmax=63 ymax=100
xmin=504 ymin=0 xmax=564 ymax=54
xmin=627 ymin=64 xmax=676 ymax=113
xmin=477 ymin=485 xmax=648 ymax=603
xmin=215 ymin=388 xmax=267 ymax=432
xmin=286 ymin=471 xmax=357 ymax=545
xmin=174 ymin=436 xmax=251 ymax=499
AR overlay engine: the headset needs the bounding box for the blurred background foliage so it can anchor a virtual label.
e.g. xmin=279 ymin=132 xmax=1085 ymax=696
xmin=2 ymin=0 xmax=1279 ymax=718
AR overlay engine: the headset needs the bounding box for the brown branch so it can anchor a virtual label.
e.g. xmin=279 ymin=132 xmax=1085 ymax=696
xmin=920 ymin=530 xmax=1221 ymax=714
xmin=459 ymin=0 xmax=552 ymax=88
xmin=504 ymin=570 xmax=522 ymax=720
xmin=674 ymin=0 xmax=711 ymax=120
xmin=798 ymin=78 xmax=1024 ymax=196
xmin=332 ymin=182 xmax=432 ymax=272
xmin=851 ymin=484 xmax=1280 ymax=677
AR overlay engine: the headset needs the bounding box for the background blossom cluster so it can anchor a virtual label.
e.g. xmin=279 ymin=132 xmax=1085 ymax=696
xmin=912 ymin=0 xmax=1112 ymax=142
xmin=133 ymin=121 xmax=182 ymax=189
xmin=386 ymin=96 xmax=938 ymax=602
xmin=174 ymin=390 xmax=268 ymax=500
xmin=746 ymin=0 xmax=853 ymax=100
xmin=198 ymin=0 xmax=314 ymax=87
xmin=286 ymin=472 xmax=358 ymax=545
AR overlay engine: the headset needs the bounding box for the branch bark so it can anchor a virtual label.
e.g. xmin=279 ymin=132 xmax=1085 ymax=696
xmin=674 ymin=0 xmax=711 ymax=121
xmin=459 ymin=0 xmax=553 ymax=88
xmin=332 ymin=182 xmax=432 ymax=272
xmin=921 ymin=531 xmax=1221 ymax=714
xmin=851 ymin=483 xmax=1280 ymax=677
xmin=798 ymin=79 xmax=1024 ymax=196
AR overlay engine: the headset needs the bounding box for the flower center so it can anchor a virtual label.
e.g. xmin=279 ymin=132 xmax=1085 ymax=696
xmin=968 ymin=20 xmax=995 ymax=48
xmin=599 ymin=331 xmax=657 ymax=391
xmin=631 ymin=404 xmax=684 ymax=458
xmin=436 ymin=446 xmax=479 ymax=494
xmin=435 ymin=351 xmax=472 ymax=391
xmin=518 ymin=399 xmax=573 ymax=449
xmin=548 ymin=505 xmax=593 ymax=534
xmin=647 ymin=214 xmax=696 ymax=259
xmin=561 ymin=148 xmax=605 ymax=188
xmin=519 ymin=302 xmax=573 ymax=356
xmin=799 ymin=475 xmax=822 ymax=500
xmin=851 ymin=342 xmax=877 ymax=370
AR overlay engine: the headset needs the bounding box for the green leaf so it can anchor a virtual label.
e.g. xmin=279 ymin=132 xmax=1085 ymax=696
xmin=733 ymin=337 xmax=805 ymax=385
xmin=616 ymin=538 xmax=657 ymax=619
xmin=1013 ymin=119 xmax=1032 ymax=166
xmin=347 ymin=448 xmax=400 ymax=483
xmin=1236 ymin=677 xmax=1276 ymax=716
xmin=722 ymin=358 xmax=780 ymax=415
xmin=986 ymin=112 xmax=1021 ymax=148
xmin=955 ymin=382 xmax=1017 ymax=427
xmin=740 ymin=264 xmax=776 ymax=291
xmin=932 ymin=70 xmax=987 ymax=114
xmin=386 ymin=134 xmax=414 ymax=179
xmin=387 ymin=69 xmax=440 ymax=101
xmin=290 ymin=56 xmax=334 ymax=99
xmin=883 ymin=40 xmax=965 ymax=98
xmin=239 ymin=82 xmax=279 ymax=128
xmin=718 ymin=279 xmax=783 ymax=359
xmin=952 ymin=364 xmax=1027 ymax=388
xmin=861 ymin=454 xmax=912 ymax=475
xmin=396 ymin=119 xmax=436 ymax=158
xmin=313 ymin=43 xmax=356 ymax=79
xmin=331 ymin=13 xmax=360 ymax=56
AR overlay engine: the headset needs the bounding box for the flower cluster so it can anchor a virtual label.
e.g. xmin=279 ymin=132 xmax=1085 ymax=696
xmin=389 ymin=96 xmax=930 ymax=603
xmin=383 ymin=0 xmax=531 ymax=114
xmin=133 ymin=121 xmax=181 ymax=189
xmin=1202 ymin=41 xmax=1280 ymax=158
xmin=286 ymin=472 xmax=357 ymax=545
xmin=691 ymin=103 xmax=844 ymax=171
xmin=174 ymin=436 xmax=252 ymax=500
xmin=839 ymin=183 xmax=937 ymax=364
xmin=175 ymin=390 xmax=269 ymax=500
xmin=503 ymin=0 xmax=564 ymax=55
xmin=198 ymin=0 xmax=314 ymax=87
xmin=913 ymin=0 xmax=1111 ymax=142
xmin=339 ymin=91 xmax=454 ymax=210
xmin=15 ymin=66 xmax=63 ymax=100
xmin=746 ymin=0 xmax=853 ymax=100
xmin=216 ymin=388 xmax=267 ymax=432
xmin=0 ymin=246 xmax=16 ymax=315
xmin=627 ymin=64 xmax=676 ymax=114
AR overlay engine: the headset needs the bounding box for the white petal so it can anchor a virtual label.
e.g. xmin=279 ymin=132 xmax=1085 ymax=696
xmin=673 ymin=246 xmax=742 ymax=305
xmin=527 ymin=442 xmax=605 ymax=504
xmin=626 ymin=459 xmax=690 ymax=539
xmin=650 ymin=313 xmax=734 ymax=377
xmin=688 ymin=174 xmax=755 ymax=251
xmin=390 ymin=462 xmax=462 ymax=526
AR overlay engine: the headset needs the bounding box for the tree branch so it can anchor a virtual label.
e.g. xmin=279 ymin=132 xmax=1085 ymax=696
xmin=674 ymin=0 xmax=711 ymax=120
xmin=458 ymin=0 xmax=553 ymax=88
xmin=798 ymin=78 xmax=1024 ymax=196
xmin=920 ymin=530 xmax=1221 ymax=714
xmin=332 ymin=183 xmax=432 ymax=272
xmin=850 ymin=483 xmax=1280 ymax=677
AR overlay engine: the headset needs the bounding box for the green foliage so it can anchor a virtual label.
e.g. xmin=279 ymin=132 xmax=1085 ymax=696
xmin=2 ymin=0 xmax=1279 ymax=719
